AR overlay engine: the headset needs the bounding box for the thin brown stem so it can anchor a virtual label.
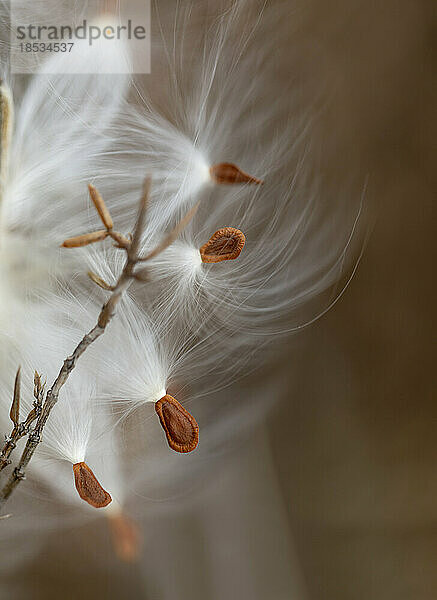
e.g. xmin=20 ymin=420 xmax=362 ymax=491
xmin=138 ymin=200 xmax=200 ymax=263
xmin=0 ymin=177 xmax=198 ymax=508
xmin=0 ymin=371 xmax=44 ymax=473
xmin=0 ymin=183 xmax=149 ymax=506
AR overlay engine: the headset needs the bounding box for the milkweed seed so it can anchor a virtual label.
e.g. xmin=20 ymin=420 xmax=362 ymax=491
xmin=155 ymin=395 xmax=199 ymax=453
xmin=200 ymin=227 xmax=246 ymax=263
xmin=210 ymin=162 xmax=263 ymax=185
xmin=73 ymin=462 xmax=112 ymax=508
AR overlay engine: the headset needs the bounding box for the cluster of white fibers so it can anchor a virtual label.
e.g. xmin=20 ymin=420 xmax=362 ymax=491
xmin=1 ymin=56 xmax=129 ymax=233
xmin=0 ymin=0 xmax=366 ymax=574
xmin=0 ymin=298 xmax=131 ymax=538
xmin=96 ymin=301 xmax=182 ymax=416
xmin=0 ymin=31 xmax=132 ymax=365
xmin=0 ymin=1 xmax=138 ymax=555
xmin=85 ymin=0 xmax=365 ymax=345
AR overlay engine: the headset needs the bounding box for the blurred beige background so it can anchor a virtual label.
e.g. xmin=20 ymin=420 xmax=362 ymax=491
xmin=3 ymin=1 xmax=435 ymax=598
xmin=268 ymin=1 xmax=436 ymax=598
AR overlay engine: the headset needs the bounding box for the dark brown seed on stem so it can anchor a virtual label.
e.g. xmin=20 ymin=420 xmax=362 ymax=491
xmin=73 ymin=462 xmax=112 ymax=508
xmin=155 ymin=395 xmax=199 ymax=453
xmin=200 ymin=227 xmax=246 ymax=263
xmin=210 ymin=162 xmax=263 ymax=185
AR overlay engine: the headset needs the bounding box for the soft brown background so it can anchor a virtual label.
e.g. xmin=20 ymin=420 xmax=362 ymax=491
xmin=269 ymin=1 xmax=436 ymax=598
xmin=3 ymin=1 xmax=435 ymax=598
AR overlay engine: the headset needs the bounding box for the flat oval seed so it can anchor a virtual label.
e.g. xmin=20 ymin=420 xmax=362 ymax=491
xmin=200 ymin=227 xmax=246 ymax=263
xmin=210 ymin=162 xmax=263 ymax=185
xmin=155 ymin=395 xmax=199 ymax=453
xmin=73 ymin=462 xmax=112 ymax=508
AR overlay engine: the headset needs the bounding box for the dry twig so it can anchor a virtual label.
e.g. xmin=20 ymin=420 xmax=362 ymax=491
xmin=0 ymin=370 xmax=44 ymax=473
xmin=0 ymin=177 xmax=199 ymax=507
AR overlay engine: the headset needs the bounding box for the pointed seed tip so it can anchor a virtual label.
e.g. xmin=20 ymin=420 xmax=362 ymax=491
xmin=210 ymin=162 xmax=263 ymax=185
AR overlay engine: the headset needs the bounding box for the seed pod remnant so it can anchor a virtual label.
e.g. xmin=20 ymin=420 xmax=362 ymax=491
xmin=10 ymin=366 xmax=21 ymax=426
xmin=155 ymin=395 xmax=199 ymax=453
xmin=210 ymin=162 xmax=263 ymax=185
xmin=200 ymin=227 xmax=246 ymax=263
xmin=88 ymin=183 xmax=113 ymax=230
xmin=61 ymin=230 xmax=108 ymax=248
xmin=73 ymin=462 xmax=112 ymax=508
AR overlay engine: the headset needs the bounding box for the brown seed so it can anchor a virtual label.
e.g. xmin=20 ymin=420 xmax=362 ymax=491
xmin=155 ymin=395 xmax=199 ymax=453
xmin=107 ymin=512 xmax=141 ymax=562
xmin=61 ymin=230 xmax=108 ymax=248
xmin=88 ymin=184 xmax=113 ymax=230
xmin=73 ymin=462 xmax=112 ymax=509
xmin=200 ymin=227 xmax=246 ymax=263
xmin=210 ymin=162 xmax=263 ymax=185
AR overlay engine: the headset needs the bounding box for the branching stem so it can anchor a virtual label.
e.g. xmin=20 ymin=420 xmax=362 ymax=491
xmin=0 ymin=177 xmax=198 ymax=508
xmin=0 ymin=179 xmax=152 ymax=507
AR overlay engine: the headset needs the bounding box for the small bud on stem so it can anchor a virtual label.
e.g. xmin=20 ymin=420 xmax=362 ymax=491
xmin=61 ymin=230 xmax=108 ymax=248
xmin=10 ymin=367 xmax=21 ymax=427
xmin=87 ymin=271 xmax=114 ymax=291
xmin=88 ymin=184 xmax=114 ymax=230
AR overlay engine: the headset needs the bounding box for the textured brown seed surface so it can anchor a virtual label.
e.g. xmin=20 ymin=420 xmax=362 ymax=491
xmin=200 ymin=227 xmax=246 ymax=263
xmin=73 ymin=462 xmax=112 ymax=508
xmin=155 ymin=395 xmax=199 ymax=453
xmin=210 ymin=162 xmax=263 ymax=185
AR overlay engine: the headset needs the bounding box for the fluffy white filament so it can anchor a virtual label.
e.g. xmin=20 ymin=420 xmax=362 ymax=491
xmin=0 ymin=1 xmax=366 ymax=573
